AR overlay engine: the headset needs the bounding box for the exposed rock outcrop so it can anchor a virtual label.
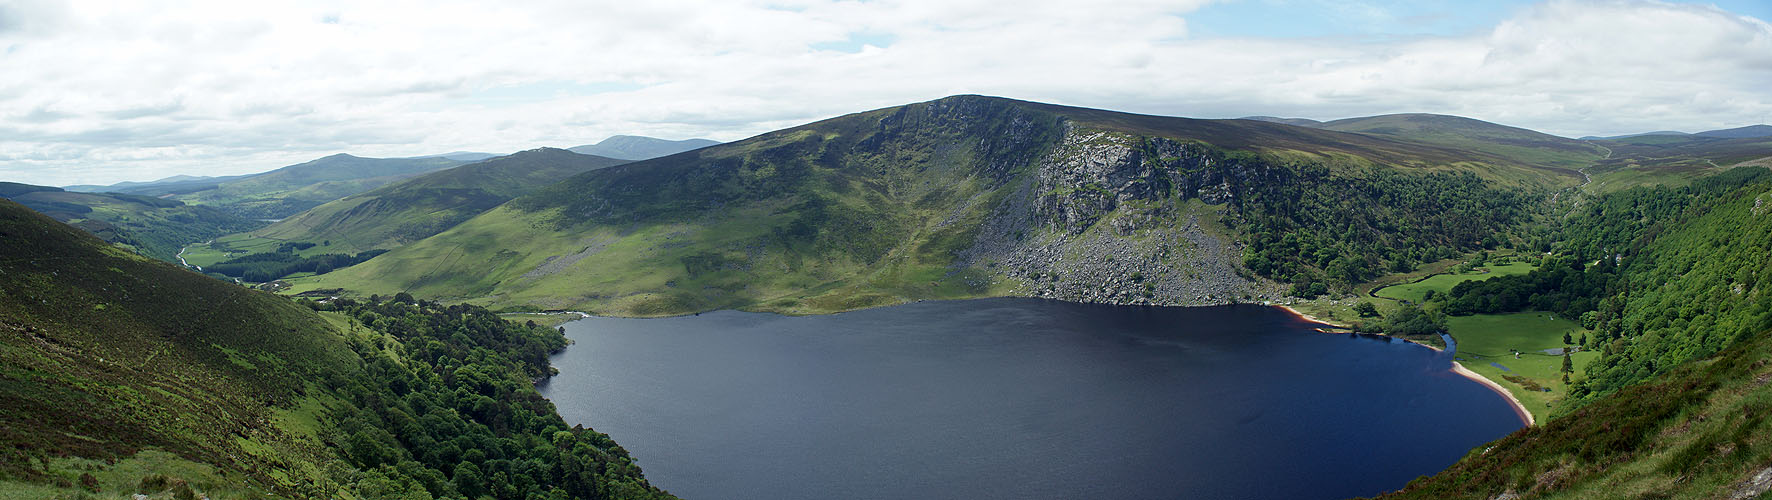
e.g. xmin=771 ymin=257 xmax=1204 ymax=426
xmin=958 ymin=123 xmax=1282 ymax=307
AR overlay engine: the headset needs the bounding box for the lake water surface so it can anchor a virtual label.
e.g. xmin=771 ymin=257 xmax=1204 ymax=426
xmin=539 ymin=298 xmax=1523 ymax=500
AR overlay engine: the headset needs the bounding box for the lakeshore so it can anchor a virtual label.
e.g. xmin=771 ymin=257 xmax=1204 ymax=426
xmin=1278 ymin=304 xmax=1535 ymax=426
xmin=1453 ymin=361 xmax=1537 ymax=426
xmin=542 ymin=298 xmax=1524 ymax=499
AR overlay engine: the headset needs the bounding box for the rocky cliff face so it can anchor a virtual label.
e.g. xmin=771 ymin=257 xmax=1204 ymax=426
xmin=1033 ymin=125 xmax=1245 ymax=233
xmin=960 ymin=123 xmax=1280 ymax=307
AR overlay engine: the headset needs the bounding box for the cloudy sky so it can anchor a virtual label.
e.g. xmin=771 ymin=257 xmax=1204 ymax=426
xmin=2 ymin=0 xmax=1770 ymax=186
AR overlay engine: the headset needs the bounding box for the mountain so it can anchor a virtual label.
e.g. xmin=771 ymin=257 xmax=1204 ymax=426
xmin=65 ymin=173 xmax=253 ymax=195
xmin=294 ymin=95 xmax=1577 ymax=316
xmin=0 ymin=198 xmax=670 ymax=497
xmin=1696 ymin=124 xmax=1772 ymax=139
xmin=1578 ymin=130 xmax=1691 ymax=140
xmin=1237 ymin=115 xmax=1324 ymax=127
xmin=163 ymin=154 xmax=467 ymax=219
xmin=252 ymin=148 xmax=629 ymax=253
xmin=64 ymin=174 xmax=250 ymax=193
xmin=0 ymin=181 xmax=261 ymax=261
xmin=409 ymin=151 xmax=503 ymax=161
xmin=1317 ymin=113 xmax=1606 ymax=171
xmin=1580 ymin=125 xmax=1772 ymax=141
xmin=568 ymin=135 xmax=720 ymax=161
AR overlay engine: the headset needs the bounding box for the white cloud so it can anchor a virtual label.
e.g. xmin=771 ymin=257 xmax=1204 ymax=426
xmin=0 ymin=0 xmax=1768 ymax=186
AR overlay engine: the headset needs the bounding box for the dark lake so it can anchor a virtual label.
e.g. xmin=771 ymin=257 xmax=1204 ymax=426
xmin=538 ymin=298 xmax=1524 ymax=500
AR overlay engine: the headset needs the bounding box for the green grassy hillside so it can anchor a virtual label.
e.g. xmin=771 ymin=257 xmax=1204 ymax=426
xmin=292 ymin=95 xmax=1570 ymax=316
xmin=0 ymin=182 xmax=263 ymax=261
xmin=170 ymin=154 xmax=466 ymax=219
xmin=253 ymin=148 xmax=628 ymax=254
xmin=0 ymin=198 xmax=669 ymax=499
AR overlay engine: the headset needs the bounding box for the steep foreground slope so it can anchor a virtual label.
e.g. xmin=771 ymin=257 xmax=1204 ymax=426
xmin=299 ymin=95 xmax=1568 ymax=316
xmin=1382 ymin=329 xmax=1772 ymax=499
xmin=253 ymin=148 xmax=629 ymax=254
xmin=0 ymin=199 xmax=668 ymax=499
xmin=0 ymin=182 xmax=262 ymax=261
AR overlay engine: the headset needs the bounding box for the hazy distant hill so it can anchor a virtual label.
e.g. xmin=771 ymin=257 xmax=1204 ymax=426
xmin=1580 ymin=124 xmax=1772 ymax=141
xmin=299 ymin=95 xmax=1574 ymax=316
xmin=1583 ymin=133 xmax=1772 ymax=191
xmin=1579 ymin=131 xmax=1690 ymax=140
xmin=64 ymin=174 xmax=250 ymax=193
xmin=568 ymin=135 xmax=719 ymax=160
xmin=1237 ymin=115 xmax=1324 ymax=127
xmin=253 ymin=148 xmax=628 ymax=253
xmin=0 ymin=181 xmax=261 ymax=261
xmin=409 ymin=151 xmax=502 ymax=161
xmin=161 ymin=154 xmax=466 ymax=219
xmin=1696 ymin=124 xmax=1772 ymax=138
xmin=1317 ymin=113 xmax=1605 ymax=171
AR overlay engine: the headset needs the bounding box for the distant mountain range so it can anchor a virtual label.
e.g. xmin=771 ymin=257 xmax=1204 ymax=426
xmin=568 ymin=135 xmax=720 ymax=160
xmin=57 ymin=136 xmax=719 ymax=220
xmin=252 ymin=148 xmax=628 ymax=253
xmin=1579 ymin=124 xmax=1772 ymax=140
xmin=1242 ymin=115 xmax=1772 ymax=142
xmin=407 ymin=151 xmax=503 ymax=161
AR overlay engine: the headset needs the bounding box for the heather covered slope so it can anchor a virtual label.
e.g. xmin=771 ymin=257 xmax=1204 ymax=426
xmin=296 ymin=95 xmax=1564 ymax=316
xmin=252 ymin=148 xmax=629 ymax=253
xmin=0 ymin=198 xmax=669 ymax=498
xmin=0 ymin=197 xmax=363 ymax=495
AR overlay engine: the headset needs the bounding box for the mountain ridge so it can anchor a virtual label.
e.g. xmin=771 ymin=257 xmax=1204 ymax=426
xmin=251 ymin=147 xmax=629 ymax=254
xmin=568 ymin=135 xmax=720 ymax=161
xmin=293 ymin=95 xmax=1558 ymax=316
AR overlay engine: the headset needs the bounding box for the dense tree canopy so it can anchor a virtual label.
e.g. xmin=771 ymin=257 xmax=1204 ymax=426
xmin=305 ymin=296 xmax=673 ymax=500
xmin=1230 ymin=163 xmax=1540 ymax=294
xmin=1424 ymin=167 xmax=1772 ymax=402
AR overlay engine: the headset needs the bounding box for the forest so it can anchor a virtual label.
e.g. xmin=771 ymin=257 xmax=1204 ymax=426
xmin=1230 ymin=162 xmax=1540 ymax=296
xmin=304 ymin=294 xmax=673 ymax=499
xmin=206 ymin=248 xmax=389 ymax=282
xmin=1422 ymin=166 xmax=1772 ymax=402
